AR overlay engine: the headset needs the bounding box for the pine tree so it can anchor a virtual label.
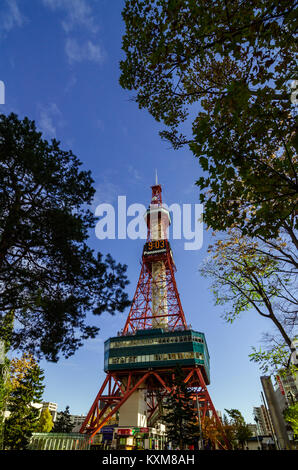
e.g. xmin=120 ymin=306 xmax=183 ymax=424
xmin=0 ymin=113 xmax=131 ymax=362
xmin=36 ymin=408 xmax=54 ymax=433
xmin=52 ymin=406 xmax=73 ymax=433
xmin=162 ymin=366 xmax=198 ymax=449
xmin=3 ymin=354 xmax=45 ymax=449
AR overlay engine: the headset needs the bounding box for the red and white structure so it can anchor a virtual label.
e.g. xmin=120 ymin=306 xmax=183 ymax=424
xmin=80 ymin=181 xmax=230 ymax=450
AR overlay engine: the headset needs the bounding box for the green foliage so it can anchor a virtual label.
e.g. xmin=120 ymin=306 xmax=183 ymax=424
xmin=0 ymin=310 xmax=14 ymax=450
xmin=162 ymin=366 xmax=198 ymax=449
xmin=120 ymin=0 xmax=297 ymax=240
xmin=200 ymin=230 xmax=294 ymax=352
xmin=0 ymin=113 xmax=131 ymax=362
xmin=249 ymin=339 xmax=297 ymax=377
xmin=0 ymin=357 xmax=10 ymax=450
xmin=0 ymin=310 xmax=14 ymax=355
xmin=236 ymin=424 xmax=253 ymax=449
xmin=224 ymin=409 xmax=252 ymax=449
xmin=224 ymin=409 xmax=245 ymax=427
xmin=3 ymin=356 xmax=45 ymax=450
xmin=52 ymin=406 xmax=73 ymax=433
xmin=36 ymin=408 xmax=54 ymax=433
xmin=121 ymin=0 xmax=297 ymax=381
xmin=283 ymin=402 xmax=298 ymax=435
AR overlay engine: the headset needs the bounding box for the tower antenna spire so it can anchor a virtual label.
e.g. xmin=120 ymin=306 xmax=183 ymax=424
xmin=155 ymin=169 xmax=158 ymax=186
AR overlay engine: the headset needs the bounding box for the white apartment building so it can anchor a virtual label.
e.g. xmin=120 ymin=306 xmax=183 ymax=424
xmin=253 ymin=405 xmax=273 ymax=436
xmin=41 ymin=402 xmax=58 ymax=421
xmin=54 ymin=411 xmax=86 ymax=432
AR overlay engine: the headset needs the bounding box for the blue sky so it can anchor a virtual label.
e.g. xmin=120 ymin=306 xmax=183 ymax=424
xmin=0 ymin=0 xmax=277 ymax=423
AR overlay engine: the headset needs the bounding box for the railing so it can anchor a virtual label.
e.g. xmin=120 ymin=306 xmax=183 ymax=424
xmin=116 ymin=325 xmax=193 ymax=337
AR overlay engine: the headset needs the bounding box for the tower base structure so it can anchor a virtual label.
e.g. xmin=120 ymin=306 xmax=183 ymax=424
xmin=80 ymin=329 xmax=230 ymax=450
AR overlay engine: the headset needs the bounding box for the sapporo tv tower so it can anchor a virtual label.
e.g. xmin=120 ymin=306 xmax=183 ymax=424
xmin=80 ymin=179 xmax=230 ymax=450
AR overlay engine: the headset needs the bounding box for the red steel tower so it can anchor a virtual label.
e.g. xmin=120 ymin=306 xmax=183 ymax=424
xmin=80 ymin=182 xmax=230 ymax=449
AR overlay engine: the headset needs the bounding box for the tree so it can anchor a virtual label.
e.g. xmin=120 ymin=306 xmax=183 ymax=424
xmin=200 ymin=229 xmax=296 ymax=357
xmin=283 ymin=402 xmax=298 ymax=436
xmin=0 ymin=310 xmax=14 ymax=450
xmin=237 ymin=424 xmax=253 ymax=449
xmin=52 ymin=406 xmax=73 ymax=433
xmin=162 ymin=366 xmax=198 ymax=449
xmin=3 ymin=353 xmax=45 ymax=450
xmin=200 ymin=415 xmax=225 ymax=450
xmin=120 ymin=1 xmax=297 ymax=241
xmin=224 ymin=409 xmax=252 ymax=449
xmin=221 ymin=414 xmax=238 ymax=450
xmin=249 ymin=334 xmax=298 ymax=378
xmin=0 ymin=113 xmax=131 ymax=362
xmin=36 ymin=408 xmax=54 ymax=433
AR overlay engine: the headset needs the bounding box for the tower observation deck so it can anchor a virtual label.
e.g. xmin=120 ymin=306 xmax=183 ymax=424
xmin=104 ymin=329 xmax=210 ymax=385
xmin=80 ymin=181 xmax=230 ymax=450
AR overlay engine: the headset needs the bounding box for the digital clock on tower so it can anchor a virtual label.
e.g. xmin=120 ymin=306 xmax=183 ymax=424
xmin=143 ymin=239 xmax=167 ymax=256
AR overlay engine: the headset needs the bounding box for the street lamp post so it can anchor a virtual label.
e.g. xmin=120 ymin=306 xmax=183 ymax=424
xmin=196 ymin=395 xmax=204 ymax=450
xmin=254 ymin=416 xmax=261 ymax=450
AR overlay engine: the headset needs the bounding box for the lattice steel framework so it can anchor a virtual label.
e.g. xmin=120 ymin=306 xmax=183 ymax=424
xmin=80 ymin=183 xmax=231 ymax=449
xmin=122 ymin=246 xmax=187 ymax=333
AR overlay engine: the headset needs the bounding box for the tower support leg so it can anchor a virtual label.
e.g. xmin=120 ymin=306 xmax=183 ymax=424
xmin=80 ymin=367 xmax=231 ymax=449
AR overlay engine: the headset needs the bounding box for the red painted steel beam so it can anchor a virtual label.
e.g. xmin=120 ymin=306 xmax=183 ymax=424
xmin=86 ymin=371 xmax=151 ymax=438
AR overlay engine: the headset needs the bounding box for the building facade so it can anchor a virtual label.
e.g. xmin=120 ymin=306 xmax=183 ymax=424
xmin=41 ymin=402 xmax=58 ymax=422
xmin=253 ymin=405 xmax=273 ymax=436
xmin=275 ymin=371 xmax=298 ymax=411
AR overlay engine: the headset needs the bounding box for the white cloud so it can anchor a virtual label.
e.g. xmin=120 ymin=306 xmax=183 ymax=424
xmin=42 ymin=0 xmax=105 ymax=65
xmin=65 ymin=37 xmax=104 ymax=64
xmin=42 ymin=0 xmax=98 ymax=34
xmin=86 ymin=39 xmax=103 ymax=62
xmin=93 ymin=179 xmax=121 ymax=207
xmin=37 ymin=102 xmax=63 ymax=138
xmin=128 ymin=165 xmax=143 ymax=182
xmin=0 ymin=0 xmax=26 ymax=35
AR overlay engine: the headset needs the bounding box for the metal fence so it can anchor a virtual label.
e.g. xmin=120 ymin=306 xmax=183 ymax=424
xmin=28 ymin=433 xmax=91 ymax=450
